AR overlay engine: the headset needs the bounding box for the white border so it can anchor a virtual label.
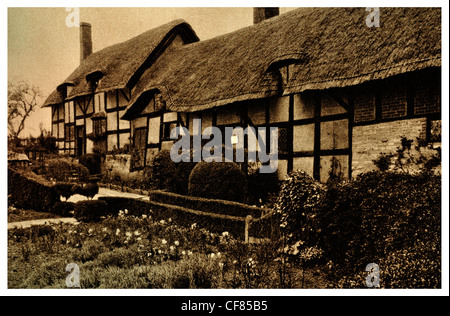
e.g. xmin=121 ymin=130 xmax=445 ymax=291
xmin=2 ymin=0 xmax=449 ymax=297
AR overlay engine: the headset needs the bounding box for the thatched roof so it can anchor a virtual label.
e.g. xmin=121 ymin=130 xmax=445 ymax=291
xmin=123 ymin=7 xmax=440 ymax=118
xmin=42 ymin=19 xmax=199 ymax=107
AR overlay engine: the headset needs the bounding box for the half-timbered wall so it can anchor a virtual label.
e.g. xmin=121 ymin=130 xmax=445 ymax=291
xmin=128 ymin=67 xmax=440 ymax=181
xmin=52 ymin=88 xmax=131 ymax=156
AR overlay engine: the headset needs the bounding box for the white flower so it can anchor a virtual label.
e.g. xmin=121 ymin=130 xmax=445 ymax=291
xmin=190 ymin=223 xmax=198 ymax=229
xmin=174 ymin=240 xmax=180 ymax=246
xmin=160 ymin=220 xmax=166 ymax=225
xmin=141 ymin=214 xmax=148 ymax=219
xmin=126 ymin=232 xmax=132 ymax=237
xmin=187 ymin=250 xmax=193 ymax=256
xmin=88 ymin=228 xmax=94 ymax=234
xmin=124 ymin=209 xmax=128 ymax=214
xmin=134 ymin=230 xmax=140 ymax=236
xmin=115 ymin=228 xmax=120 ymax=235
xmin=102 ymin=228 xmax=108 ymax=232
xmin=161 ymin=239 xmax=167 ymax=245
xmin=222 ymin=231 xmax=229 ymax=237
xmin=170 ymin=246 xmax=175 ymax=251
xmin=181 ymin=250 xmax=186 ymax=255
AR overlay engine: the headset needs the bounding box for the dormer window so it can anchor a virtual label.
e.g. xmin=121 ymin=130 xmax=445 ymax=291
xmin=262 ymin=52 xmax=307 ymax=93
xmin=56 ymin=82 xmax=75 ymax=100
xmin=86 ymin=70 xmax=104 ymax=92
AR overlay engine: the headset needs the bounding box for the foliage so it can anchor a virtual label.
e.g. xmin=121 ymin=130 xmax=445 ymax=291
xmin=145 ymin=149 xmax=197 ymax=195
xmin=51 ymin=202 xmax=75 ymax=217
xmin=274 ymin=170 xmax=326 ymax=248
xmin=373 ymin=136 xmax=441 ymax=174
xmin=188 ymin=161 xmax=248 ymax=203
xmin=8 ymin=167 xmax=59 ymax=213
xmin=246 ymin=169 xmax=280 ymax=206
xmin=321 ymin=170 xmax=441 ymax=288
xmin=79 ymin=152 xmax=103 ymax=176
xmin=42 ymin=158 xmax=90 ymax=183
xmin=8 ymin=211 xmax=326 ymax=289
xmin=73 ymin=200 xmax=109 ymax=222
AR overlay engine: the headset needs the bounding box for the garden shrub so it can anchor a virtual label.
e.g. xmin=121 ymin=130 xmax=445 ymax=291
xmin=43 ymin=158 xmax=90 ymax=182
xmin=274 ymin=170 xmax=326 ymax=248
xmin=79 ymin=152 xmax=103 ymax=176
xmin=321 ymin=170 xmax=441 ymax=288
xmin=73 ymin=200 xmax=109 ymax=222
xmin=146 ymin=149 xmax=197 ymax=195
xmin=246 ymin=169 xmax=280 ymax=206
xmin=188 ymin=161 xmax=247 ymax=203
xmin=51 ymin=201 xmax=75 ymax=217
xmin=8 ymin=167 xmax=59 ymax=212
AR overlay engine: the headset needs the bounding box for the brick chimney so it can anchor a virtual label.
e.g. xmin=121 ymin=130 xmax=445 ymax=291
xmin=253 ymin=8 xmax=280 ymax=24
xmin=80 ymin=22 xmax=92 ymax=63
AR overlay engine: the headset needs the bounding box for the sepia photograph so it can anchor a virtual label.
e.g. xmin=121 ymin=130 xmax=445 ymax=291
xmin=4 ymin=2 xmax=448 ymax=296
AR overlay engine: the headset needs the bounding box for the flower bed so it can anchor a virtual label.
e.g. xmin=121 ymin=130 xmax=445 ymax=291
xmin=8 ymin=211 xmax=326 ymax=289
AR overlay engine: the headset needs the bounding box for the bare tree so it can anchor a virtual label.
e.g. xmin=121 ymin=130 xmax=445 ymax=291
xmin=8 ymin=81 xmax=42 ymax=139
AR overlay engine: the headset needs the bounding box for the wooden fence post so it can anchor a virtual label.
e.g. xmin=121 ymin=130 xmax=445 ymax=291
xmin=245 ymin=215 xmax=252 ymax=243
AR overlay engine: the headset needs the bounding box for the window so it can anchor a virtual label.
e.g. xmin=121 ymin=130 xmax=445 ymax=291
xmin=93 ymin=119 xmax=106 ymax=137
xmin=65 ymin=124 xmax=75 ymax=141
xmin=278 ymin=127 xmax=289 ymax=155
xmin=162 ymin=122 xmax=178 ymax=141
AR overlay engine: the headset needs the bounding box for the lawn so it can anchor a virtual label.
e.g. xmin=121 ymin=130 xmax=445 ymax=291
xmin=8 ymin=210 xmax=328 ymax=289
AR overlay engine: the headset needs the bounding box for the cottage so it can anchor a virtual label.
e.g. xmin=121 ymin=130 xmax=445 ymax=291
xmin=44 ymin=7 xmax=441 ymax=182
xmin=42 ymin=20 xmax=199 ymax=156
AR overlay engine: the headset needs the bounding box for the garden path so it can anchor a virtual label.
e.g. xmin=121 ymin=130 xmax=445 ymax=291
xmin=8 ymin=187 xmax=149 ymax=230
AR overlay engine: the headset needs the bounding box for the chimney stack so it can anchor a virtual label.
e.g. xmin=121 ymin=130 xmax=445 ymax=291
xmin=253 ymin=8 xmax=280 ymax=24
xmin=80 ymin=22 xmax=92 ymax=63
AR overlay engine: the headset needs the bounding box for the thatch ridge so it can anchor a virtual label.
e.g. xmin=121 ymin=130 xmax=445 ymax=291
xmin=42 ymin=19 xmax=199 ymax=107
xmin=124 ymin=7 xmax=441 ymax=115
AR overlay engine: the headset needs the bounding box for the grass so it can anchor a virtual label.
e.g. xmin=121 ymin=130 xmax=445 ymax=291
xmin=8 ymin=211 xmax=328 ymax=289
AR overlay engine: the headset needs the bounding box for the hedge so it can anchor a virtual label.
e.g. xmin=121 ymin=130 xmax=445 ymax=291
xmin=97 ymin=196 xmax=153 ymax=217
xmin=148 ymin=190 xmax=268 ymax=218
xmin=148 ymin=200 xmax=247 ymax=239
xmin=73 ymin=200 xmax=109 ymax=222
xmin=8 ymin=167 xmax=59 ymax=212
xmin=97 ymin=195 xmax=253 ymax=239
xmin=188 ymin=161 xmax=247 ymax=202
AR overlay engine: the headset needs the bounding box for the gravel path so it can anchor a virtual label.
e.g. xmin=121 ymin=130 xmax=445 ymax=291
xmin=8 ymin=187 xmax=149 ymax=230
xmin=8 ymin=217 xmax=78 ymax=230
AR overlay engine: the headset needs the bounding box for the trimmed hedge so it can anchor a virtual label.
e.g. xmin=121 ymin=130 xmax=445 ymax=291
xmin=97 ymin=196 xmax=153 ymax=217
xmin=149 ymin=190 xmax=267 ymax=218
xmin=8 ymin=167 xmax=59 ymax=212
xmin=51 ymin=201 xmax=75 ymax=217
xmin=148 ymin=200 xmax=247 ymax=239
xmin=97 ymin=195 xmax=253 ymax=239
xmin=188 ymin=161 xmax=247 ymax=203
xmin=73 ymin=200 xmax=108 ymax=222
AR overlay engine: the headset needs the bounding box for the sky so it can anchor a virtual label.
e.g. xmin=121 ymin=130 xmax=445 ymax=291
xmin=7 ymin=6 xmax=297 ymax=137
